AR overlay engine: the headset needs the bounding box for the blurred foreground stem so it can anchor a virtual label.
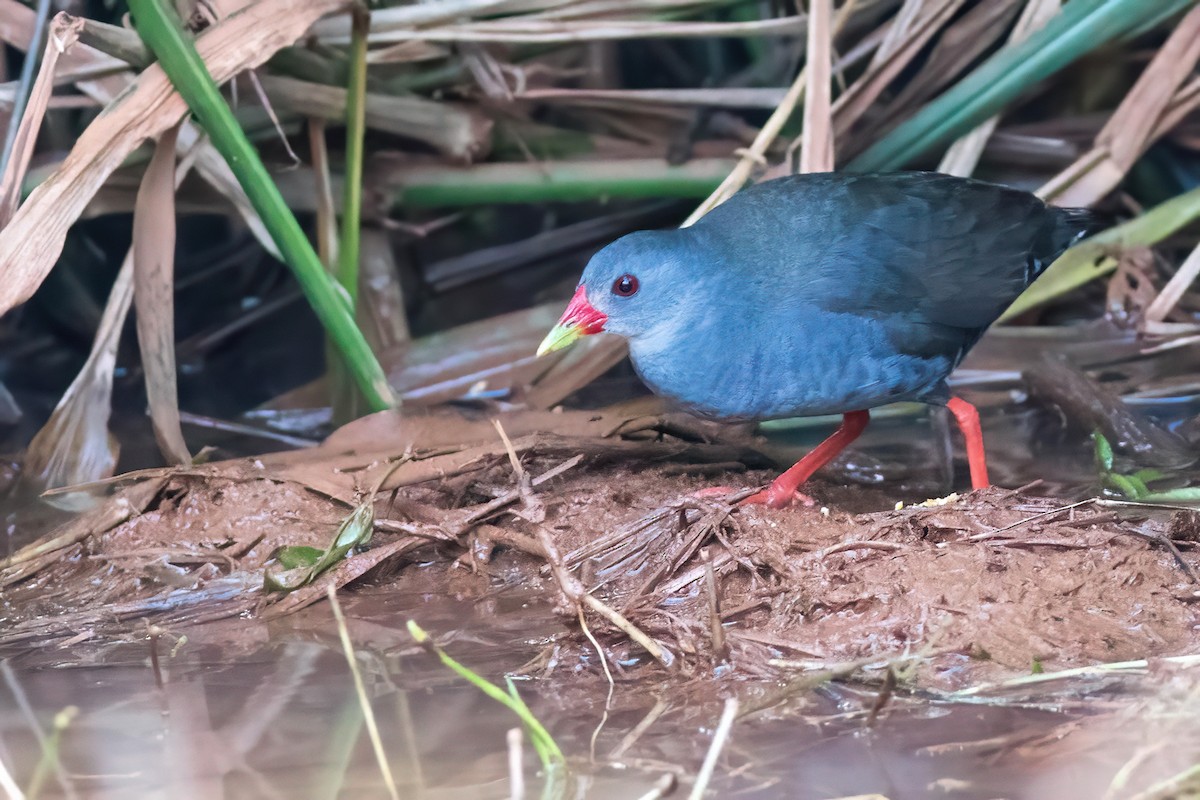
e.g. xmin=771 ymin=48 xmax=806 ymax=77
xmin=128 ymin=0 xmax=395 ymax=412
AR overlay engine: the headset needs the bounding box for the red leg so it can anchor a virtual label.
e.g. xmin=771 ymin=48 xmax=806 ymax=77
xmin=741 ymin=410 xmax=870 ymax=509
xmin=946 ymin=397 xmax=989 ymax=490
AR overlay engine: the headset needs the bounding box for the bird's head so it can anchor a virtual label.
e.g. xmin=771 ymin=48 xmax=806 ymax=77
xmin=537 ymin=230 xmax=690 ymax=356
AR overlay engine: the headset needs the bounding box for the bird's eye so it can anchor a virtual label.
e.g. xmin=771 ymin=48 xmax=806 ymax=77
xmin=611 ymin=274 xmax=639 ymax=297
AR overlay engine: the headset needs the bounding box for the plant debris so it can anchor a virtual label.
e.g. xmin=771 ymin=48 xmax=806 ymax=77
xmin=4 ymin=405 xmax=1198 ymax=691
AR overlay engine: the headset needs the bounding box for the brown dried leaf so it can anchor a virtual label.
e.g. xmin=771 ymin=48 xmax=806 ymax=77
xmin=516 ymin=87 xmax=791 ymax=109
xmin=20 ymin=145 xmax=201 ymax=508
xmin=1040 ymin=3 xmax=1200 ymax=206
xmin=868 ymin=0 xmax=924 ymax=68
xmin=357 ymin=229 xmax=411 ymax=353
xmin=0 ymin=13 xmax=82 ymax=228
xmin=20 ymin=257 xmax=130 ymax=510
xmin=869 ymin=0 xmax=1023 ymax=137
xmin=831 ymin=0 xmax=966 ymax=141
xmin=0 ymin=2 xmax=125 ymax=81
xmin=133 ymin=120 xmax=190 ymax=466
xmin=325 ymin=15 xmax=806 ymax=45
xmin=1106 ymin=246 xmax=1159 ymax=327
xmin=0 ymin=0 xmax=347 ymax=318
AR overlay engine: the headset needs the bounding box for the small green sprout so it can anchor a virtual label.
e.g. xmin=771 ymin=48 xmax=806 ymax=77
xmin=1092 ymin=431 xmax=1200 ymax=504
xmin=407 ymin=621 xmax=565 ymax=772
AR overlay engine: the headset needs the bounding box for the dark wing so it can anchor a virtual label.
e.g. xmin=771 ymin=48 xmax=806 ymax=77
xmin=693 ymin=172 xmax=1096 ymax=332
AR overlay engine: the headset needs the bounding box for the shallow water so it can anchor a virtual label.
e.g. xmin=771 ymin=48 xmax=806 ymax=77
xmin=3 ymin=585 xmax=1195 ymax=800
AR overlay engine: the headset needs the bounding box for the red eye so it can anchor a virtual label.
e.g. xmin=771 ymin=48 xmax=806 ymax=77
xmin=612 ymin=274 xmax=639 ymax=297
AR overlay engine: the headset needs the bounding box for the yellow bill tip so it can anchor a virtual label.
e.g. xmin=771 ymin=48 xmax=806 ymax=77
xmin=536 ymin=323 xmax=582 ymax=357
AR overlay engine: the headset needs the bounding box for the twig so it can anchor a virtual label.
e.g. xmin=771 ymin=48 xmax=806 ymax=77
xmin=451 ymin=454 xmax=583 ymax=536
xmin=327 ymin=586 xmax=400 ymax=800
xmin=492 ymin=418 xmax=527 ymax=483
xmin=804 ymin=540 xmax=907 ymax=559
xmin=687 ymin=698 xmax=739 ymax=800
xmin=1103 ymin=741 xmax=1168 ymax=800
xmin=581 ymin=593 xmax=675 ymax=669
xmin=705 ymin=560 xmax=726 ymax=660
xmin=1110 ymin=527 xmax=1200 ymax=585
xmin=579 ymin=607 xmax=614 ymax=762
xmin=947 ymin=653 xmax=1200 ymax=697
xmin=534 ymin=514 xmax=675 ymax=668
xmin=657 ymin=552 xmax=734 ymax=596
xmin=635 ymin=774 xmax=678 ymax=800
xmin=965 ymin=499 xmax=1095 ymax=542
xmin=610 ymin=697 xmax=669 ymax=759
xmin=492 ymin=424 xmax=674 ymax=670
xmin=864 ymin=667 xmax=897 ymax=727
xmin=1145 ymin=240 xmax=1200 ymax=323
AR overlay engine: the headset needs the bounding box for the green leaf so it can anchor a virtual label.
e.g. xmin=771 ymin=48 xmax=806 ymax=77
xmin=263 ymin=502 xmax=375 ymax=593
xmin=1132 ymin=468 xmax=1166 ymax=485
xmin=1092 ymin=431 xmax=1114 ymax=473
xmin=407 ymin=620 xmax=565 ymax=771
xmin=1124 ymin=474 xmax=1151 ymax=499
xmin=275 ymin=545 xmax=324 ymax=570
xmin=1138 ymin=488 xmax=1200 ymax=505
xmin=307 ymin=501 xmax=375 ymax=577
xmin=1105 ymin=473 xmax=1146 ymax=500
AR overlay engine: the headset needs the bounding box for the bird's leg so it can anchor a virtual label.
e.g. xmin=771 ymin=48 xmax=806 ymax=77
xmin=740 ymin=410 xmax=871 ymax=509
xmin=946 ymin=396 xmax=989 ymax=490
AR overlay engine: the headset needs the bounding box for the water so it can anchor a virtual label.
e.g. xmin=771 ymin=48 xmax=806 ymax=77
xmin=3 ymin=585 xmax=1193 ymax=800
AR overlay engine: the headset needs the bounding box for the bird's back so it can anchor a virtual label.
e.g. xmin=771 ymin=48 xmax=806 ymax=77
xmin=692 ymin=172 xmax=1095 ymax=329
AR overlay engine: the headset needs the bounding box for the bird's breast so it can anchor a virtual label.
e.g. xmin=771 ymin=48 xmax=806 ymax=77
xmin=627 ymin=311 xmax=954 ymax=420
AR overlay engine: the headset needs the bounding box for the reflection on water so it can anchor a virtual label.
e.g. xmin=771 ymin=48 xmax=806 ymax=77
xmin=2 ymin=587 xmax=1192 ymax=800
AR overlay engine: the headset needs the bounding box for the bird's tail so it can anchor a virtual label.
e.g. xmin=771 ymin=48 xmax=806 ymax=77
xmin=1055 ymin=206 xmax=1109 ymax=248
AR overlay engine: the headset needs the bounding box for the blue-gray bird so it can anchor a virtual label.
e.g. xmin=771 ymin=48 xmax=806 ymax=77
xmin=538 ymin=172 xmax=1099 ymax=507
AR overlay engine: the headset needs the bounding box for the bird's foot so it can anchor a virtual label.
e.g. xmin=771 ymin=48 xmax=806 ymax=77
xmin=739 ymin=484 xmax=816 ymax=509
xmin=692 ymin=485 xmax=815 ymax=509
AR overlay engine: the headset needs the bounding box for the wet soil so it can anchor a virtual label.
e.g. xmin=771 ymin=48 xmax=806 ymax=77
xmin=3 ymin=403 xmax=1200 ymax=798
xmin=4 ymin=403 xmax=1198 ymax=680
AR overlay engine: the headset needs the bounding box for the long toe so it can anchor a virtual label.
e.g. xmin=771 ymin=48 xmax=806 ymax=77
xmin=739 ymin=485 xmax=817 ymax=509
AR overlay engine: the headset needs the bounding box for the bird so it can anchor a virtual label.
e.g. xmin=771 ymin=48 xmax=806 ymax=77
xmin=536 ymin=171 xmax=1099 ymax=508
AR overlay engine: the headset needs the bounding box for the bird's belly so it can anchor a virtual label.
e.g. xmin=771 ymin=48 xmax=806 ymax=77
xmin=630 ymin=319 xmax=954 ymax=421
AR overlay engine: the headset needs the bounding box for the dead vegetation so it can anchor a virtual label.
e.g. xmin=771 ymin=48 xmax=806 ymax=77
xmin=4 ymin=401 xmax=1198 ymax=693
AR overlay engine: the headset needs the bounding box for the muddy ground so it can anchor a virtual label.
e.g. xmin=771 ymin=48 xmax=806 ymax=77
xmin=3 ymin=401 xmax=1198 ymax=692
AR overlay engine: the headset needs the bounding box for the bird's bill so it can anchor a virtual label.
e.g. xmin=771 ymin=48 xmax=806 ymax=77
xmin=536 ymin=285 xmax=608 ymax=356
